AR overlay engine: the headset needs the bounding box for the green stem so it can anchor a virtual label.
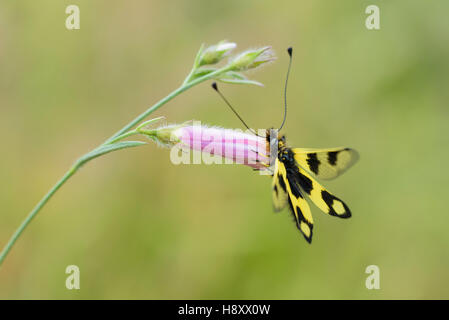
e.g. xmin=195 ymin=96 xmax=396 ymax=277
xmin=104 ymin=66 xmax=229 ymax=145
xmin=0 ymin=65 xmax=230 ymax=267
xmin=0 ymin=163 xmax=79 ymax=265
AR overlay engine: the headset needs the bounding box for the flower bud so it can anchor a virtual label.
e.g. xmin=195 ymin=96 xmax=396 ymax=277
xmin=227 ymin=46 xmax=275 ymax=71
xmin=199 ymin=41 xmax=237 ymax=66
xmin=137 ymin=123 xmax=184 ymax=147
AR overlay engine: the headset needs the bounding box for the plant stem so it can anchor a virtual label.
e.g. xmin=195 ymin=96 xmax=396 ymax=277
xmin=0 ymin=163 xmax=79 ymax=265
xmin=0 ymin=66 xmax=229 ymax=267
xmin=104 ymin=67 xmax=228 ymax=144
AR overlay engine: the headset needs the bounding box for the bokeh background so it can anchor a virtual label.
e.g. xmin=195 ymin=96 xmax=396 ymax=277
xmin=0 ymin=0 xmax=448 ymax=299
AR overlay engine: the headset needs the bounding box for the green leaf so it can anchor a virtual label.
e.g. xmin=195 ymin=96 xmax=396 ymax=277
xmin=77 ymin=141 xmax=146 ymax=167
xmin=217 ymin=71 xmax=263 ymax=86
xmin=218 ymin=71 xmax=247 ymax=81
xmin=217 ymin=78 xmax=264 ymax=86
xmin=191 ymin=67 xmax=217 ymax=80
xmin=191 ymin=69 xmax=262 ymax=86
xmin=193 ymin=43 xmax=206 ymax=68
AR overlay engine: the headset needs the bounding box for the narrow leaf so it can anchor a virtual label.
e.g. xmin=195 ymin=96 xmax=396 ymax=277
xmin=217 ymin=78 xmax=264 ymax=86
xmin=219 ymin=71 xmax=247 ymax=81
xmin=191 ymin=68 xmax=217 ymax=80
xmin=193 ymin=43 xmax=206 ymax=68
xmin=77 ymin=141 xmax=146 ymax=166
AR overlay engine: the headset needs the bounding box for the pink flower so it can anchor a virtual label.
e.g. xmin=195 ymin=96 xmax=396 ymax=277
xmin=139 ymin=121 xmax=270 ymax=169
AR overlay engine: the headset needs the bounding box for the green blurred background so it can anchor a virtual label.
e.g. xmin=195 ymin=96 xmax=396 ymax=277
xmin=0 ymin=0 xmax=448 ymax=299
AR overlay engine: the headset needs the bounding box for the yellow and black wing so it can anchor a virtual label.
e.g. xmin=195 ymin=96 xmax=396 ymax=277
xmin=273 ymin=158 xmax=314 ymax=243
xmin=271 ymin=158 xmax=288 ymax=212
xmin=291 ymin=164 xmax=352 ymax=219
xmin=292 ymin=148 xmax=359 ymax=180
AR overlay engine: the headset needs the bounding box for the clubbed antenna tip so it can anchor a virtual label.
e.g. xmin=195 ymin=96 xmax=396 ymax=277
xmin=211 ymin=82 xmax=218 ymax=91
xmin=278 ymin=46 xmax=293 ymax=132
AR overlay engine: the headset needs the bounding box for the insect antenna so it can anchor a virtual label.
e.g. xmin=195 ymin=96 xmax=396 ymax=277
xmin=211 ymin=82 xmax=264 ymax=137
xmin=278 ymin=47 xmax=293 ymax=132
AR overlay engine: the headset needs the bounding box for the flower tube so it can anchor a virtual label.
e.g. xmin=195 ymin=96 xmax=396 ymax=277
xmin=139 ymin=121 xmax=270 ymax=169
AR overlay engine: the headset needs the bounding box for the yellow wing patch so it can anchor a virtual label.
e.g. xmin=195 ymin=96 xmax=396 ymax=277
xmin=292 ymin=165 xmax=351 ymax=218
xmin=275 ymin=159 xmax=314 ymax=243
xmin=271 ymin=159 xmax=288 ymax=212
xmin=292 ymin=148 xmax=359 ymax=180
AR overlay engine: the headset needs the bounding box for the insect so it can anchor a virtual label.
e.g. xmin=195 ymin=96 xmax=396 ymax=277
xmin=268 ymin=133 xmax=358 ymax=242
xmin=212 ymin=47 xmax=359 ymax=243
